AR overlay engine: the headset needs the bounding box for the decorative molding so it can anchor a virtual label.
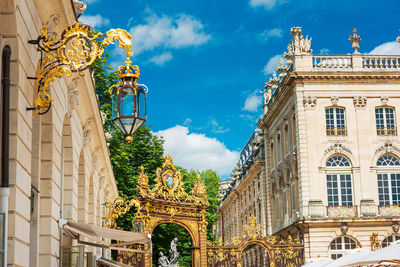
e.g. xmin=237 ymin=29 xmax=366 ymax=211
xmin=325 ymin=142 xmax=352 ymax=156
xmin=303 ymin=96 xmax=316 ymax=108
xmin=375 ymin=142 xmax=400 ymax=156
xmin=353 ymin=96 xmax=367 ymax=108
xmin=82 ymin=119 xmax=92 ymax=148
xmin=68 ymin=77 xmax=80 ymax=111
xmin=92 ymin=152 xmax=100 ymax=171
xmin=330 ymin=96 xmax=339 ymax=106
xmin=381 ymin=96 xmax=389 ymax=105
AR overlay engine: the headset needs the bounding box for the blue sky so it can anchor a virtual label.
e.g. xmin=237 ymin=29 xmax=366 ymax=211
xmin=81 ymin=0 xmax=400 ymax=178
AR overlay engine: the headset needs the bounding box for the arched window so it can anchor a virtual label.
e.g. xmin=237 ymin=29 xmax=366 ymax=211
xmin=377 ymin=154 xmax=400 ymax=205
xmin=382 ymin=235 xmax=400 ymax=248
xmin=326 ymin=156 xmax=353 ymax=206
xmin=326 ymin=107 xmax=346 ymax=136
xmin=329 ymin=236 xmax=357 ymax=259
xmin=375 ymin=107 xmax=396 ymax=136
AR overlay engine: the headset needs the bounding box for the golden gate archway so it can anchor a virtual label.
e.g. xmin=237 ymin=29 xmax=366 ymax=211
xmin=133 ymin=155 xmax=209 ymax=267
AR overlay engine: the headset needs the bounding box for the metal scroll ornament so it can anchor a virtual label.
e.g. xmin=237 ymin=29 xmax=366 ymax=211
xmin=28 ymin=22 xmax=133 ymax=115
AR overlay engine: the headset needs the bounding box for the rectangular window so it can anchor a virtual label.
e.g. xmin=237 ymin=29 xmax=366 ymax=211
xmin=326 ymin=108 xmax=346 ymax=136
xmin=378 ymin=173 xmax=400 ymax=205
xmin=378 ymin=173 xmax=390 ymax=205
xmin=327 ymin=174 xmax=353 ymax=206
xmin=376 ymin=107 xmax=397 ymax=136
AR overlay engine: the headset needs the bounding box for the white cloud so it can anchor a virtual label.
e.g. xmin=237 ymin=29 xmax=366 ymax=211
xmin=243 ymin=92 xmax=262 ymax=112
xmin=154 ymin=125 xmax=239 ymax=175
xmin=209 ymin=119 xmax=230 ymax=134
xmin=149 ymin=52 xmax=173 ymax=66
xmin=369 ymin=41 xmax=400 ymax=55
xmin=319 ymin=48 xmax=330 ymax=54
xmin=259 ymin=28 xmax=282 ymax=41
xmin=80 ymin=14 xmax=110 ymax=28
xmin=130 ymin=12 xmax=211 ymax=54
xmin=263 ymin=54 xmax=283 ymax=75
xmin=250 ymin=0 xmax=286 ymax=10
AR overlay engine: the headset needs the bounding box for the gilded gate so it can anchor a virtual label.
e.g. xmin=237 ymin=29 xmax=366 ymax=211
xmin=105 ymin=155 xmax=304 ymax=266
xmin=132 ymin=154 xmax=209 ymax=267
xmin=207 ymin=217 xmax=304 ymax=267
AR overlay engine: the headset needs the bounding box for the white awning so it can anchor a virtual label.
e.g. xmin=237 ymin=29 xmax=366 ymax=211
xmin=345 ymin=241 xmax=400 ymax=266
xmin=62 ymin=221 xmax=151 ymax=254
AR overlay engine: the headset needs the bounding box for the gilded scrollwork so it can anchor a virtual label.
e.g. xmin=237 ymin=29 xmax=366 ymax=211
xmin=28 ymin=22 xmax=134 ymax=116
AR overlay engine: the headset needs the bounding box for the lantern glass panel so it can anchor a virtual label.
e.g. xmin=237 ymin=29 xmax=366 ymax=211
xmin=113 ymin=118 xmax=126 ymax=134
xmin=131 ymin=118 xmax=145 ymax=135
xmin=111 ymin=92 xmax=118 ymax=120
xmin=120 ymin=87 xmax=134 ymax=116
xmin=137 ymin=86 xmax=146 ymax=119
xmin=121 ymin=118 xmax=134 ymax=134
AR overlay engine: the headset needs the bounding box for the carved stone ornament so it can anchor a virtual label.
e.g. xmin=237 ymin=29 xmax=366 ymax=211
xmin=46 ymin=14 xmax=60 ymax=32
xmin=303 ymin=96 xmax=316 ymax=108
xmin=392 ymin=223 xmax=400 ymax=233
xmin=353 ymin=96 xmax=367 ymax=108
xmin=290 ymin=27 xmax=312 ymax=55
xmin=340 ymin=224 xmax=348 ymax=235
xmin=330 ymin=96 xmax=339 ymax=106
xmin=68 ymin=78 xmax=80 ymax=110
xmin=73 ymin=0 xmax=87 ymax=14
xmin=375 ymin=142 xmax=400 ymax=156
xmin=325 ymin=143 xmax=352 ymax=155
xmin=92 ymin=151 xmax=99 ymax=170
xmin=82 ymin=119 xmax=92 ymax=148
xmin=381 ymin=96 xmax=389 ymax=106
xmin=348 ymin=28 xmax=361 ymax=54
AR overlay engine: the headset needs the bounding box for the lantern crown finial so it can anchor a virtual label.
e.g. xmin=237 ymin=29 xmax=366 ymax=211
xmin=117 ymin=58 xmax=140 ymax=80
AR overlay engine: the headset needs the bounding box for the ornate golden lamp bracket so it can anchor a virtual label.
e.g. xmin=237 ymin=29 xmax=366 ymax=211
xmin=27 ymin=22 xmax=133 ymax=116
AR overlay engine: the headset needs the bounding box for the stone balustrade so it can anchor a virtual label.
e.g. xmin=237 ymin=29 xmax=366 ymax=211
xmin=363 ymin=56 xmax=400 ymax=70
xmin=313 ymin=55 xmax=353 ymax=70
xmin=293 ymin=54 xmax=400 ymax=72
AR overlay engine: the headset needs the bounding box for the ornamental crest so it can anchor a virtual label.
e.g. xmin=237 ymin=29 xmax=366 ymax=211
xmin=137 ymin=154 xmax=208 ymax=206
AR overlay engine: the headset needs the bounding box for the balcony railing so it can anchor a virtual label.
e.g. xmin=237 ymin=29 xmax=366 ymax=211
xmin=327 ymin=205 xmax=358 ymax=217
xmin=313 ymin=55 xmax=353 ymax=70
xmin=378 ymin=205 xmax=400 ymax=217
xmin=363 ymin=56 xmax=400 ymax=70
xmin=377 ymin=127 xmax=397 ymax=136
xmin=309 ymin=55 xmax=400 ymax=72
xmin=326 ymin=127 xmax=347 ymax=136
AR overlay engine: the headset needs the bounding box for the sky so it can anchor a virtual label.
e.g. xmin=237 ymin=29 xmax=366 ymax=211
xmin=81 ymin=0 xmax=400 ymax=178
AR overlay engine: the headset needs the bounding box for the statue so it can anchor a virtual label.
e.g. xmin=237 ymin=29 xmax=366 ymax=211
xmin=158 ymin=252 xmax=170 ymax=267
xmin=169 ymin=238 xmax=179 ymax=266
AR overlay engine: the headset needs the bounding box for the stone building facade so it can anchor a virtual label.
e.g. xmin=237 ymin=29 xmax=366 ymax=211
xmin=216 ymin=130 xmax=268 ymax=266
xmin=216 ymin=27 xmax=400 ymax=264
xmin=0 ymin=0 xmax=119 ymax=266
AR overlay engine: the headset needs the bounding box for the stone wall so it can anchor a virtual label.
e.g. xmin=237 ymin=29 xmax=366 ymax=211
xmin=0 ymin=0 xmax=118 ymax=266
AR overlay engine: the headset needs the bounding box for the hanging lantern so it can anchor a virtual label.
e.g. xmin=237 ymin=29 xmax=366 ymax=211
xmin=109 ymin=59 xmax=147 ymax=142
